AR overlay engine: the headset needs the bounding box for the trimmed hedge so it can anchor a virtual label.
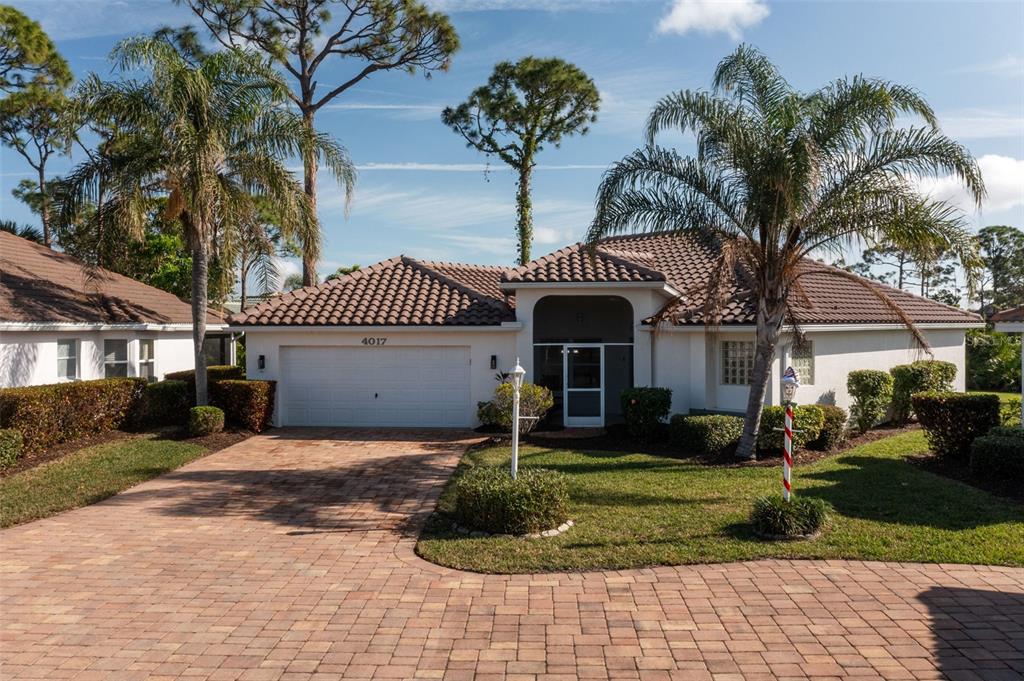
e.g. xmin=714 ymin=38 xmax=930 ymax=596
xmin=669 ymin=414 xmax=742 ymax=457
xmin=621 ymin=387 xmax=672 ymax=443
xmin=808 ymin=405 xmax=848 ymax=451
xmin=756 ymin=405 xmax=824 ymax=453
xmin=453 ymin=467 xmax=569 ymax=535
xmin=969 ymin=431 xmax=1024 ymax=483
xmin=210 ymin=380 xmax=276 ymax=433
xmin=750 ymin=495 xmax=829 ymax=538
xmin=912 ymin=391 xmax=1000 ymax=460
xmin=891 ymin=360 xmax=957 ymax=425
xmin=476 ymin=382 xmax=553 ymax=434
xmin=0 ymin=428 xmax=23 ymax=469
xmin=142 ymin=380 xmax=191 ymax=427
xmin=164 ymin=364 xmax=245 ymax=384
xmin=0 ymin=378 xmax=146 ymax=454
xmin=847 ymin=370 xmax=893 ymax=434
xmin=188 ymin=406 xmax=224 ymax=437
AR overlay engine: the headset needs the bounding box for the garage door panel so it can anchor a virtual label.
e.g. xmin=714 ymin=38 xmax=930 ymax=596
xmin=280 ymin=345 xmax=471 ymax=427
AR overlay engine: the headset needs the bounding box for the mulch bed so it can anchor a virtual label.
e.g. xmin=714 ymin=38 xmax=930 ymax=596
xmin=1 ymin=427 xmax=253 ymax=479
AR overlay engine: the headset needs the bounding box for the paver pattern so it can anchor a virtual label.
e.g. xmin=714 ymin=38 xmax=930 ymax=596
xmin=2 ymin=429 xmax=1022 ymax=681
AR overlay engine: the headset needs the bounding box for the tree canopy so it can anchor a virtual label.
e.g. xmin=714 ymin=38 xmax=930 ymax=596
xmin=0 ymin=5 xmax=71 ymax=94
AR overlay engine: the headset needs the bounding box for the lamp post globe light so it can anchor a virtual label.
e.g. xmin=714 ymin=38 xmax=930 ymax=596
xmin=510 ymin=359 xmax=526 ymax=480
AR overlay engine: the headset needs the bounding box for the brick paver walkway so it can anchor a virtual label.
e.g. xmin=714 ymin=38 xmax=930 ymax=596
xmin=2 ymin=429 xmax=1022 ymax=681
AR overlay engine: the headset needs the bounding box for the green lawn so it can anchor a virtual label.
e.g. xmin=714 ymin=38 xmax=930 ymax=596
xmin=417 ymin=431 xmax=1024 ymax=573
xmin=970 ymin=389 xmax=1020 ymax=403
xmin=1 ymin=435 xmax=209 ymax=528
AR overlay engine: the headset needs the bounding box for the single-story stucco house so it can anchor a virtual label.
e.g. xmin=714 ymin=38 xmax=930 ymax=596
xmin=0 ymin=231 xmax=234 ymax=388
xmin=232 ymin=233 xmax=982 ymax=429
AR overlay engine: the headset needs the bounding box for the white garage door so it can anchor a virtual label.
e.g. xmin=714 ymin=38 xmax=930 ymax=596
xmin=280 ymin=346 xmax=471 ymax=427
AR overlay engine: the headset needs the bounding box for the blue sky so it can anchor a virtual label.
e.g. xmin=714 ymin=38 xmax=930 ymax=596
xmin=2 ymin=0 xmax=1022 ymax=285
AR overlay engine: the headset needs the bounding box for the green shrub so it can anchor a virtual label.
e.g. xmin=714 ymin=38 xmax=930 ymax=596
xmin=847 ymin=370 xmax=893 ymax=434
xmin=164 ymin=364 xmax=245 ymax=383
xmin=0 ymin=378 xmax=146 ymax=454
xmin=966 ymin=329 xmax=1021 ymax=392
xmin=669 ymin=414 xmax=742 ymax=457
xmin=476 ymin=382 xmax=554 ymax=434
xmin=756 ymin=405 xmax=824 ymax=453
xmin=621 ymin=387 xmax=672 ymax=442
xmin=188 ymin=406 xmax=224 ymax=437
xmin=210 ymin=380 xmax=276 ymax=433
xmin=989 ymin=425 xmax=1024 ymax=440
xmin=750 ymin=495 xmax=829 ymax=538
xmin=808 ymin=405 xmax=848 ymax=451
xmin=0 ymin=429 xmax=23 ymax=469
xmin=1001 ymin=398 xmax=1022 ymax=427
xmin=891 ymin=360 xmax=957 ymax=425
xmin=142 ymin=380 xmax=191 ymax=427
xmin=453 ymin=467 xmax=569 ymax=535
xmin=912 ymin=391 xmax=1000 ymax=460
xmin=969 ymin=433 xmax=1024 ymax=483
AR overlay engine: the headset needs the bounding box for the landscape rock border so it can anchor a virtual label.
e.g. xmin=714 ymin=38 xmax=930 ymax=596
xmin=451 ymin=519 xmax=575 ymax=539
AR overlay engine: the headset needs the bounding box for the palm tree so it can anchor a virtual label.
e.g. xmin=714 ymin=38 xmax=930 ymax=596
xmin=588 ymin=45 xmax=983 ymax=460
xmin=0 ymin=219 xmax=44 ymax=243
xmin=61 ymin=36 xmax=354 ymax=405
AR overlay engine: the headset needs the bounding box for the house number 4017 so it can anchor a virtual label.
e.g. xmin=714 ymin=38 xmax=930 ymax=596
xmin=361 ymin=337 xmax=387 ymax=346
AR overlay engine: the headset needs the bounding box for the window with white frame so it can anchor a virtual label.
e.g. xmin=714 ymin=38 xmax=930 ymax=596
xmin=57 ymin=339 xmax=78 ymax=380
xmin=103 ymin=339 xmax=129 ymax=378
xmin=791 ymin=341 xmax=814 ymax=384
xmin=721 ymin=340 xmax=755 ymax=385
xmin=139 ymin=339 xmax=156 ymax=382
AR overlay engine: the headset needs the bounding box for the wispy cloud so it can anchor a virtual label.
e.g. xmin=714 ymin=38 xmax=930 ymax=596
xmin=938 ymin=111 xmax=1024 ymax=141
xmin=916 ymin=154 xmax=1024 ymax=217
xmin=424 ymin=0 xmax=630 ymax=11
xmin=656 ymin=0 xmax=769 ymax=40
xmin=952 ymin=55 xmax=1024 ymax=78
xmin=318 ymin=102 xmax=443 ymax=121
xmin=13 ymin=1 xmax=193 ymax=41
xmin=355 ymin=162 xmax=607 ymax=172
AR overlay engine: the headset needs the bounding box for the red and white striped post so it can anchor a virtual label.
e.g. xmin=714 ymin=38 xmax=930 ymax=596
xmin=781 ymin=367 xmax=800 ymax=502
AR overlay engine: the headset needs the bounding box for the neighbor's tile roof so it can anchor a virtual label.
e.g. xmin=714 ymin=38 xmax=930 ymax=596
xmin=0 ymin=231 xmax=223 ymax=325
xmin=232 ymin=232 xmax=980 ymax=327
xmin=231 ymin=256 xmax=514 ymax=326
xmin=992 ymin=305 xmax=1024 ymax=323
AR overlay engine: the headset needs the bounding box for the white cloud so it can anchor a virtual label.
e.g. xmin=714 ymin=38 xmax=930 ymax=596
xmin=424 ymin=0 xmax=623 ymax=11
xmin=952 ymin=55 xmax=1024 ymax=78
xmin=355 ymin=162 xmax=607 ymax=172
xmin=12 ymin=1 xmax=192 ymax=40
xmin=916 ymin=154 xmax=1024 ymax=216
xmin=270 ymin=256 xmax=302 ymax=291
xmin=937 ymin=110 xmax=1024 ymax=141
xmin=656 ymin=0 xmax=769 ymax=39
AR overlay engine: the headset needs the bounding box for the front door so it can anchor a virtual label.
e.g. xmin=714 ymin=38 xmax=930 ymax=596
xmin=564 ymin=344 xmax=603 ymax=426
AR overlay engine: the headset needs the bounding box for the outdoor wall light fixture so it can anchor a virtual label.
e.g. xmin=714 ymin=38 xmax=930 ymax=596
xmin=258 ymin=355 xmax=266 ymax=370
xmin=490 ymin=355 xmax=497 ymax=370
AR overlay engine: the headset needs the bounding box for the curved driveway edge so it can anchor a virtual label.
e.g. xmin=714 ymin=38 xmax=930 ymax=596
xmin=2 ymin=428 xmax=1023 ymax=680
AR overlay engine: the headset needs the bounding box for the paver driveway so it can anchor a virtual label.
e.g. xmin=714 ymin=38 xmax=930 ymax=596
xmin=2 ymin=429 xmax=1023 ymax=681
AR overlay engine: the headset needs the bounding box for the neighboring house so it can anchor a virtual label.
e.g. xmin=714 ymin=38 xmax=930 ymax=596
xmin=232 ymin=233 xmax=982 ymax=428
xmin=992 ymin=304 xmax=1024 ymax=423
xmin=0 ymin=232 xmax=233 ymax=388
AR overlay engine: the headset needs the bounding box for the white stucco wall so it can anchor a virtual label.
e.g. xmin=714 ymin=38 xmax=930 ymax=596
xmin=242 ymin=327 xmax=517 ymax=426
xmin=0 ymin=329 xmax=202 ymax=388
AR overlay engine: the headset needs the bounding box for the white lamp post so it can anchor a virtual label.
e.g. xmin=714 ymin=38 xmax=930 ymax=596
xmin=780 ymin=366 xmax=800 ymax=502
xmin=509 ymin=358 xmax=526 ymax=480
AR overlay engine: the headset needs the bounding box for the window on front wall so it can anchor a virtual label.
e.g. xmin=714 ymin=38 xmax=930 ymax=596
xmin=103 ymin=339 xmax=129 ymax=378
xmin=721 ymin=340 xmax=755 ymax=385
xmin=57 ymin=339 xmax=78 ymax=380
xmin=791 ymin=341 xmax=814 ymax=384
xmin=139 ymin=339 xmax=156 ymax=382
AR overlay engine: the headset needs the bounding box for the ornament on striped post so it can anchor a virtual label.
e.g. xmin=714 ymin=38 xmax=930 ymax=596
xmin=781 ymin=366 xmax=801 ymax=502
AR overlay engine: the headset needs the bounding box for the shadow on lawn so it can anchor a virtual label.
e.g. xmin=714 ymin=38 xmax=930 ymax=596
xmin=799 ymin=454 xmax=1024 ymax=530
xmin=918 ymin=586 xmax=1024 ymax=679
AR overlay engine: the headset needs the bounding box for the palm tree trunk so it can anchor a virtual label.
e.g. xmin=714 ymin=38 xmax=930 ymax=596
xmin=735 ymin=303 xmax=787 ymax=460
xmin=515 ymin=163 xmax=533 ymax=266
xmin=191 ymin=239 xmax=209 ymax=406
xmin=240 ymin=265 xmax=247 ymax=311
xmin=38 ymin=167 xmax=51 ymax=249
xmin=301 ymin=109 xmax=319 ymax=286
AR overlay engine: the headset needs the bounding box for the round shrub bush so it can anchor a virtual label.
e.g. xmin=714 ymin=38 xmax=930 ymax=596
xmin=476 ymin=382 xmax=554 ymax=434
xmin=808 ymin=405 xmax=848 ymax=451
xmin=970 ymin=432 xmax=1024 ymax=483
xmin=453 ymin=466 xmax=569 ymax=535
xmin=890 ymin=360 xmax=957 ymax=425
xmin=669 ymin=414 xmax=742 ymax=457
xmin=188 ymin=406 xmax=225 ymax=437
xmin=0 ymin=428 xmax=24 ymax=469
xmin=847 ymin=370 xmax=893 ymax=434
xmin=756 ymin=405 xmax=824 ymax=453
xmin=621 ymin=387 xmax=672 ymax=443
xmin=750 ymin=495 xmax=829 ymax=538
xmin=912 ymin=391 xmax=1000 ymax=460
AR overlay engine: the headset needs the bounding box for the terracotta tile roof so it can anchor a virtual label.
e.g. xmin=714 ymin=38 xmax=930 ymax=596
xmin=231 ymin=256 xmax=514 ymax=326
xmin=992 ymin=305 xmax=1024 ymax=323
xmin=0 ymin=232 xmax=224 ymax=325
xmin=502 ymin=243 xmax=666 ymax=284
